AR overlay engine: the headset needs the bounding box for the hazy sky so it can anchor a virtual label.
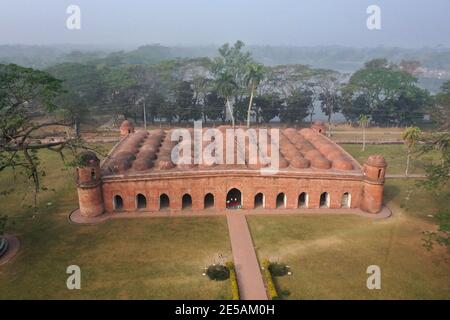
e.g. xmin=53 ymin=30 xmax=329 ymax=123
xmin=0 ymin=0 xmax=449 ymax=47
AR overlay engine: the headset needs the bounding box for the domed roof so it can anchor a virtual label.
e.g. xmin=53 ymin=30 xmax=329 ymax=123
xmin=310 ymin=156 xmax=331 ymax=169
xmin=77 ymin=151 xmax=99 ymax=167
xmin=366 ymin=155 xmax=387 ymax=167
xmin=332 ymin=158 xmax=353 ymax=170
xmin=290 ymin=157 xmax=310 ymax=169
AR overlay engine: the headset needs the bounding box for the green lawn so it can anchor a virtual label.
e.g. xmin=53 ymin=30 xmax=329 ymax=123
xmin=1 ymin=143 xmax=448 ymax=300
xmin=0 ymin=149 xmax=232 ymax=299
xmin=340 ymin=144 xmax=438 ymax=175
xmin=247 ymin=179 xmax=450 ymax=299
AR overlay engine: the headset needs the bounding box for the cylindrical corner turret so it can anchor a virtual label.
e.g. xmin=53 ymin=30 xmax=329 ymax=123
xmin=311 ymin=121 xmax=326 ymax=135
xmin=361 ymin=155 xmax=387 ymax=213
xmin=120 ymin=120 xmax=135 ymax=136
xmin=76 ymin=151 xmax=104 ymax=217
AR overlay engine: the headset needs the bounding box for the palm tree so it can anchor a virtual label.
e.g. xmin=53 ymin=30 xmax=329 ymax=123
xmin=403 ymin=126 xmax=422 ymax=176
xmin=359 ymin=115 xmax=369 ymax=152
xmin=215 ymin=72 xmax=238 ymax=128
xmin=245 ymin=63 xmax=265 ymax=128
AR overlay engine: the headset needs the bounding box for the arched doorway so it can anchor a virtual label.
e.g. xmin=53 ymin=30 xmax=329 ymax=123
xmin=159 ymin=193 xmax=170 ymax=210
xmin=298 ymin=192 xmax=308 ymax=208
xmin=136 ymin=193 xmax=147 ymax=209
xmin=204 ymin=193 xmax=214 ymax=209
xmin=254 ymin=193 xmax=264 ymax=208
xmin=226 ymin=188 xmax=242 ymax=209
xmin=320 ymin=192 xmax=330 ymax=208
xmin=341 ymin=192 xmax=351 ymax=208
xmin=276 ymin=193 xmax=286 ymax=208
xmin=182 ymin=194 xmax=192 ymax=210
xmin=113 ymin=195 xmax=123 ymax=211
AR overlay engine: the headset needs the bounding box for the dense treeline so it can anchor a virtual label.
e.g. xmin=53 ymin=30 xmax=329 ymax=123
xmin=2 ymin=44 xmax=450 ymax=73
xmin=41 ymin=41 xmax=433 ymax=133
xmin=1 ymin=46 xmax=449 ymax=239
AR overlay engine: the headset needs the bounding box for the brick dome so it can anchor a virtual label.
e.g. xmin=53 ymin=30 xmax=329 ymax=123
xmin=77 ymin=151 xmax=99 ymax=167
xmin=290 ymin=157 xmax=310 ymax=169
xmin=366 ymin=155 xmax=387 ymax=167
xmin=332 ymin=157 xmax=354 ymax=170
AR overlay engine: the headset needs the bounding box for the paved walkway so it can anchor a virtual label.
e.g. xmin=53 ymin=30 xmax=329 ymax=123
xmin=226 ymin=213 xmax=267 ymax=300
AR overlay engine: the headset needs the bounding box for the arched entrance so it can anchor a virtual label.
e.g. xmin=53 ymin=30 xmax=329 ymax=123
xmin=341 ymin=192 xmax=351 ymax=208
xmin=276 ymin=193 xmax=286 ymax=208
xmin=226 ymin=188 xmax=242 ymax=209
xmin=298 ymin=192 xmax=308 ymax=208
xmin=182 ymin=194 xmax=192 ymax=210
xmin=204 ymin=193 xmax=214 ymax=209
xmin=136 ymin=193 xmax=147 ymax=209
xmin=254 ymin=193 xmax=264 ymax=208
xmin=320 ymin=192 xmax=330 ymax=208
xmin=113 ymin=195 xmax=123 ymax=211
xmin=159 ymin=193 xmax=170 ymax=210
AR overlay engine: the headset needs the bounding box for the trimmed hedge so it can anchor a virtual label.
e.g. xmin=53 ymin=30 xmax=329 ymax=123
xmin=226 ymin=261 xmax=240 ymax=300
xmin=261 ymin=259 xmax=279 ymax=300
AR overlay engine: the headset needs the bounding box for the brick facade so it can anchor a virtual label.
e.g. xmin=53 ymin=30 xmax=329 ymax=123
xmin=76 ymin=122 xmax=387 ymax=217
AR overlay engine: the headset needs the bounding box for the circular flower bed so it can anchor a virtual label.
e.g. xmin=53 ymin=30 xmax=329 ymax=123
xmin=206 ymin=264 xmax=230 ymax=281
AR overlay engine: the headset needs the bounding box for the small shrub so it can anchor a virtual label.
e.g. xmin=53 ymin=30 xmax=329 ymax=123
xmin=226 ymin=261 xmax=240 ymax=300
xmin=269 ymin=262 xmax=289 ymax=277
xmin=206 ymin=264 xmax=230 ymax=281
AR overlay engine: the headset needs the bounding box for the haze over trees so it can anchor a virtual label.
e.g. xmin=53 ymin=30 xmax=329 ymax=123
xmin=0 ymin=41 xmax=445 ymax=208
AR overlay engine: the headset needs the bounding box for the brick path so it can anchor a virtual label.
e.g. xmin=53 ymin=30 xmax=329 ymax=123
xmin=226 ymin=213 xmax=267 ymax=300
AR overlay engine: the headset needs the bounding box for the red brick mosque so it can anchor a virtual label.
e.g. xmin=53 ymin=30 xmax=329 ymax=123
xmin=75 ymin=121 xmax=387 ymax=217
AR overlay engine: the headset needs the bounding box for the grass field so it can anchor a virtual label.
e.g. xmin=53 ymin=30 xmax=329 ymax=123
xmin=340 ymin=143 xmax=438 ymax=175
xmin=247 ymin=179 xmax=450 ymax=299
xmin=0 ymin=140 xmax=448 ymax=300
xmin=0 ymin=148 xmax=232 ymax=299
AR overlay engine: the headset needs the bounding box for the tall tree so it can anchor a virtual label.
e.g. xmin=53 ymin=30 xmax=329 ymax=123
xmin=403 ymin=127 xmax=422 ymax=176
xmin=204 ymin=91 xmax=226 ymax=123
xmin=359 ymin=114 xmax=369 ymax=152
xmin=244 ymin=63 xmax=265 ymax=127
xmin=343 ymin=59 xmax=429 ymax=126
xmin=279 ymin=89 xmax=313 ymax=125
xmin=0 ymin=64 xmax=76 ymax=207
xmin=215 ymin=72 xmax=238 ymax=128
xmin=255 ymin=93 xmax=283 ymax=124
xmin=315 ymin=69 xmax=343 ymax=136
xmin=47 ymin=63 xmax=105 ymax=137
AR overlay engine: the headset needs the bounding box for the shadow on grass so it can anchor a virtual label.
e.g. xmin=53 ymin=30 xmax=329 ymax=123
xmin=384 ymin=184 xmax=401 ymax=203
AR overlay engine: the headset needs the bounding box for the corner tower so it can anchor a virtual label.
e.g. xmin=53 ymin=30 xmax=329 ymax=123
xmin=120 ymin=120 xmax=135 ymax=136
xmin=361 ymin=155 xmax=387 ymax=213
xmin=76 ymin=151 xmax=104 ymax=217
xmin=311 ymin=121 xmax=326 ymax=135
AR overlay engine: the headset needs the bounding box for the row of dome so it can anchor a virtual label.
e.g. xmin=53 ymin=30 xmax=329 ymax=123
xmin=106 ymin=127 xmax=355 ymax=173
